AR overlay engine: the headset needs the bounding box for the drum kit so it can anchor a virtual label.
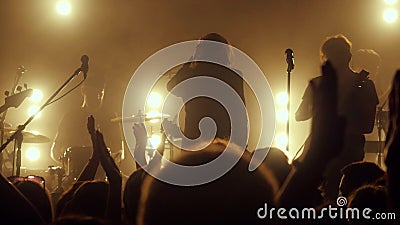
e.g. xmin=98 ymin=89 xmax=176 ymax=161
xmin=0 ymin=109 xmax=173 ymax=191
xmin=0 ymin=126 xmax=51 ymax=175
xmin=0 ymin=63 xmax=173 ymax=192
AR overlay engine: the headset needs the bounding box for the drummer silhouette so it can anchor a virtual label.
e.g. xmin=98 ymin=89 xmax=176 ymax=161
xmin=51 ymin=75 xmax=121 ymax=178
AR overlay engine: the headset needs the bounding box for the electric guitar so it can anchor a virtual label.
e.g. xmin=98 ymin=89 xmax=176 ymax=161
xmin=0 ymin=89 xmax=33 ymax=114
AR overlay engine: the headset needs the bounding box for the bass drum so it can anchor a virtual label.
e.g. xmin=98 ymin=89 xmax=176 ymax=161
xmin=62 ymin=146 xmax=92 ymax=179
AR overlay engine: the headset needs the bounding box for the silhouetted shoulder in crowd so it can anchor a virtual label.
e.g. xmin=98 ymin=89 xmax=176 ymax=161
xmin=137 ymin=140 xmax=278 ymax=225
xmin=251 ymin=147 xmax=291 ymax=187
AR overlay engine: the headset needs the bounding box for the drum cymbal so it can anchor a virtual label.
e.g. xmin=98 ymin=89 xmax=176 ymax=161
xmin=111 ymin=112 xmax=170 ymax=123
xmin=5 ymin=130 xmax=51 ymax=143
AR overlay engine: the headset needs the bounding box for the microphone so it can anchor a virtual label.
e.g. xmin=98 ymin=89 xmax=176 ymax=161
xmin=80 ymin=55 xmax=89 ymax=79
xmin=285 ymin=49 xmax=294 ymax=73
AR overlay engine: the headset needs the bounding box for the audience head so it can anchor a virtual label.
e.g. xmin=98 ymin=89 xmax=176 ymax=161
xmin=339 ymin=161 xmax=385 ymax=198
xmin=124 ymin=168 xmax=147 ymax=225
xmin=61 ymin=181 xmax=109 ymax=218
xmin=137 ymin=139 xmax=278 ymax=225
xmin=12 ymin=179 xmax=53 ymax=224
xmin=51 ymin=215 xmax=108 ymax=225
xmin=320 ymin=34 xmax=352 ymax=69
xmin=347 ymin=185 xmax=387 ymax=225
xmin=251 ymin=147 xmax=291 ymax=187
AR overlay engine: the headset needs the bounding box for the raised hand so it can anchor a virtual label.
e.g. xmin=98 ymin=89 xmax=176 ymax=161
xmin=95 ymin=130 xmax=122 ymax=225
xmin=95 ymin=131 xmax=120 ymax=180
xmin=75 ymin=116 xmax=100 ymax=182
xmin=87 ymin=115 xmax=95 ymax=135
xmin=87 ymin=115 xmax=100 ymax=160
xmin=133 ymin=123 xmax=147 ymax=168
xmin=133 ymin=123 xmax=147 ymax=148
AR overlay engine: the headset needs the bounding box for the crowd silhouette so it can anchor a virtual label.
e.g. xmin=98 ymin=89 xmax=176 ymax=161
xmin=0 ymin=33 xmax=399 ymax=225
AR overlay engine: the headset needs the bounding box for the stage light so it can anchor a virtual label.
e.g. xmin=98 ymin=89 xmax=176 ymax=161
xmin=275 ymin=133 xmax=288 ymax=150
xmin=28 ymin=105 xmax=42 ymax=119
xmin=384 ymin=0 xmax=398 ymax=5
xmin=26 ymin=147 xmax=40 ymax=161
xmin=276 ymin=92 xmax=289 ymax=105
xmin=147 ymin=110 xmax=161 ymax=123
xmin=29 ymin=89 xmax=43 ymax=103
xmin=383 ymin=8 xmax=398 ymax=23
xmin=56 ymin=1 xmax=71 ymax=15
xmin=147 ymin=92 xmax=163 ymax=108
xmin=149 ymin=134 xmax=162 ymax=148
xmin=276 ymin=109 xmax=289 ymax=122
xmin=30 ymin=130 xmax=40 ymax=135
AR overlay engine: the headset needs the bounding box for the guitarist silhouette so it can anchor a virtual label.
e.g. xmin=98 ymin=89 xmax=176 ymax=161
xmin=295 ymin=34 xmax=378 ymax=201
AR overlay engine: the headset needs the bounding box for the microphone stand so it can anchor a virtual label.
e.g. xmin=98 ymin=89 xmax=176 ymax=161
xmin=285 ymin=49 xmax=294 ymax=152
xmin=0 ymin=67 xmax=84 ymax=176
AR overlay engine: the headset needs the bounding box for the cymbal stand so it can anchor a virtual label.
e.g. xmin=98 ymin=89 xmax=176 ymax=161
xmin=12 ymin=127 xmax=23 ymax=176
xmin=376 ymin=105 xmax=385 ymax=167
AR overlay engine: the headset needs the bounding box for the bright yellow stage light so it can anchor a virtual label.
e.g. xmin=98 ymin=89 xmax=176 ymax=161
xmin=383 ymin=8 xmax=398 ymax=23
xmin=276 ymin=92 xmax=289 ymax=105
xmin=30 ymin=89 xmax=43 ymax=103
xmin=56 ymin=1 xmax=71 ymax=15
xmin=147 ymin=92 xmax=163 ymax=108
xmin=28 ymin=105 xmax=42 ymax=119
xmin=149 ymin=134 xmax=162 ymax=148
xmin=276 ymin=109 xmax=289 ymax=122
xmin=26 ymin=147 xmax=40 ymax=161
xmin=384 ymin=0 xmax=398 ymax=5
xmin=147 ymin=110 xmax=162 ymax=123
xmin=275 ymin=133 xmax=288 ymax=150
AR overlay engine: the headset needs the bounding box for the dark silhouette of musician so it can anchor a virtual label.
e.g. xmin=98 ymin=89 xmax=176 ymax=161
xmin=351 ymin=49 xmax=391 ymax=109
xmin=295 ymin=34 xmax=379 ymax=201
xmin=51 ymin=75 xmax=121 ymax=174
xmin=167 ymin=33 xmax=246 ymax=142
